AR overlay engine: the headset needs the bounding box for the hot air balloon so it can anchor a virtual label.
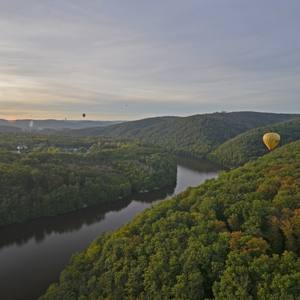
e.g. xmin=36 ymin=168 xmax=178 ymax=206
xmin=82 ymin=113 xmax=86 ymax=118
xmin=263 ymin=132 xmax=280 ymax=151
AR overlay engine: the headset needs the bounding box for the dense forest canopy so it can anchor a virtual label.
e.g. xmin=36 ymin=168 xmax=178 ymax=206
xmin=0 ymin=133 xmax=176 ymax=226
xmin=75 ymin=112 xmax=299 ymax=157
xmin=41 ymin=140 xmax=300 ymax=299
xmin=209 ymin=118 xmax=300 ymax=167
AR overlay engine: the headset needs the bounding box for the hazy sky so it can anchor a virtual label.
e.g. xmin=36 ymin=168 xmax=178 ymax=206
xmin=1 ymin=1 xmax=300 ymax=120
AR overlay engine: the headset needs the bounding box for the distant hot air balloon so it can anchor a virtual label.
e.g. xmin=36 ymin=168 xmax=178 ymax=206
xmin=82 ymin=113 xmax=86 ymax=118
xmin=263 ymin=132 xmax=280 ymax=151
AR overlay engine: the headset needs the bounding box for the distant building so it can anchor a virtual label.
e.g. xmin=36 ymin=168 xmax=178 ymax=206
xmin=16 ymin=145 xmax=28 ymax=154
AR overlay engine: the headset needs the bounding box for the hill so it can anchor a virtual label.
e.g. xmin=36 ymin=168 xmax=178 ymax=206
xmin=0 ymin=137 xmax=176 ymax=226
xmin=0 ymin=119 xmax=122 ymax=132
xmin=0 ymin=125 xmax=22 ymax=133
xmin=76 ymin=112 xmax=299 ymax=157
xmin=41 ymin=140 xmax=300 ymax=299
xmin=209 ymin=118 xmax=300 ymax=168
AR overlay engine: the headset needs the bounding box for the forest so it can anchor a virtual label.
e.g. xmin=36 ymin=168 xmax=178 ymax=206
xmin=209 ymin=118 xmax=300 ymax=168
xmin=41 ymin=140 xmax=300 ymax=299
xmin=75 ymin=111 xmax=299 ymax=158
xmin=0 ymin=133 xmax=177 ymax=226
xmin=1 ymin=113 xmax=299 ymax=228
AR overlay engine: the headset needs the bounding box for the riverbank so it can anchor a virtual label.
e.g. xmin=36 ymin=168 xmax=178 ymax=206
xmin=0 ymin=158 xmax=220 ymax=300
xmin=0 ymin=140 xmax=177 ymax=227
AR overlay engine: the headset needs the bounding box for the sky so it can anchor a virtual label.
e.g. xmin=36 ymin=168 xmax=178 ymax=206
xmin=0 ymin=0 xmax=300 ymax=120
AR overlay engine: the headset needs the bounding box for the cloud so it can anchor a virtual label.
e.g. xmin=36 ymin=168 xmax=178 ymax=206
xmin=0 ymin=0 xmax=300 ymax=120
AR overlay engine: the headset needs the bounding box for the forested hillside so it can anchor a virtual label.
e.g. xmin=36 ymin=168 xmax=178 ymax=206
xmin=0 ymin=119 xmax=121 ymax=132
xmin=76 ymin=112 xmax=299 ymax=157
xmin=41 ymin=140 xmax=300 ymax=300
xmin=0 ymin=134 xmax=176 ymax=226
xmin=209 ymin=118 xmax=300 ymax=167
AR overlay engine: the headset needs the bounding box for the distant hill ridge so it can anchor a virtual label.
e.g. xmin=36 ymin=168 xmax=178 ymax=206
xmin=0 ymin=119 xmax=122 ymax=131
xmin=75 ymin=111 xmax=300 ymax=157
xmin=0 ymin=125 xmax=22 ymax=133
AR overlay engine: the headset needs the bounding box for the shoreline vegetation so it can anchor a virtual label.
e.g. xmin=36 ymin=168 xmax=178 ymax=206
xmin=0 ymin=134 xmax=177 ymax=227
xmin=0 ymin=112 xmax=300 ymax=299
xmin=1 ymin=112 xmax=300 ymax=228
xmin=41 ymin=141 xmax=300 ymax=299
xmin=1 ymin=112 xmax=300 ymax=227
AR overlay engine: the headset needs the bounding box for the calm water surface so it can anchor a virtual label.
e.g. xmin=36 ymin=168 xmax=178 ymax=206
xmin=0 ymin=158 xmax=220 ymax=300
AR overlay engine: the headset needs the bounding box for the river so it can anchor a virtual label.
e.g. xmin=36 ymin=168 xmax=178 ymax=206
xmin=0 ymin=158 xmax=220 ymax=300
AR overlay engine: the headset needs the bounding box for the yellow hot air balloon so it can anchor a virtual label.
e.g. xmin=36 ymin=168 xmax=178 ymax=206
xmin=263 ymin=132 xmax=280 ymax=151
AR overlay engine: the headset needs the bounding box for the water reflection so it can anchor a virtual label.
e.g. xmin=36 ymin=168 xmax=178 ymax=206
xmin=0 ymin=186 xmax=175 ymax=249
xmin=0 ymin=158 xmax=220 ymax=300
